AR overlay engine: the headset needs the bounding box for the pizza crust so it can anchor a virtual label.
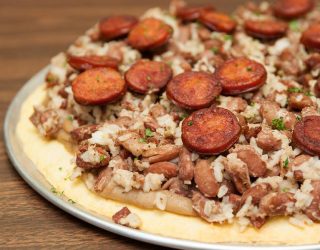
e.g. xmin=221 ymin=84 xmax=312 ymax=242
xmin=16 ymin=85 xmax=320 ymax=245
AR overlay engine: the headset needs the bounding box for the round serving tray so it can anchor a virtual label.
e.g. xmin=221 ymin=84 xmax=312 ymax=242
xmin=4 ymin=66 xmax=320 ymax=250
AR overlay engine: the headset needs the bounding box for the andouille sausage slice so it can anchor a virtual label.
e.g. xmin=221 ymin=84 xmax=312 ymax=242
xmin=67 ymin=55 xmax=119 ymax=71
xmin=199 ymin=11 xmax=236 ymax=34
xmin=99 ymin=15 xmax=138 ymax=40
xmin=292 ymin=115 xmax=320 ymax=156
xmin=72 ymin=67 xmax=126 ymax=105
xmin=301 ymin=24 xmax=320 ymax=51
xmin=166 ymin=71 xmax=222 ymax=110
xmin=273 ymin=0 xmax=314 ymax=19
xmin=125 ymin=60 xmax=172 ymax=94
xmin=181 ymin=107 xmax=241 ymax=154
xmin=214 ymin=57 xmax=267 ymax=95
xmin=128 ymin=18 xmax=173 ymax=51
xmin=176 ymin=5 xmax=214 ymax=22
xmin=244 ymin=20 xmax=288 ymax=40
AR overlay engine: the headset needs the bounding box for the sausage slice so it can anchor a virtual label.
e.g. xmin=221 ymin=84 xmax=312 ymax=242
xmin=176 ymin=5 xmax=214 ymax=22
xmin=166 ymin=71 xmax=222 ymax=110
xmin=125 ymin=60 xmax=172 ymax=94
xmin=292 ymin=115 xmax=320 ymax=156
xmin=181 ymin=107 xmax=241 ymax=154
xmin=199 ymin=11 xmax=236 ymax=34
xmin=128 ymin=18 xmax=173 ymax=51
xmin=301 ymin=24 xmax=320 ymax=51
xmin=67 ymin=55 xmax=119 ymax=71
xmin=244 ymin=20 xmax=288 ymax=40
xmin=72 ymin=67 xmax=126 ymax=105
xmin=214 ymin=57 xmax=267 ymax=95
xmin=99 ymin=15 xmax=138 ymax=40
xmin=273 ymin=0 xmax=314 ymax=19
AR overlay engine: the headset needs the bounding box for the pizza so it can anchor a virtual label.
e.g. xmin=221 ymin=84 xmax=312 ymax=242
xmin=17 ymin=0 xmax=320 ymax=244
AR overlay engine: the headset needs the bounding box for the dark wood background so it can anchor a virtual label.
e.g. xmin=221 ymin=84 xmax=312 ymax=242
xmin=0 ymin=0 xmax=253 ymax=248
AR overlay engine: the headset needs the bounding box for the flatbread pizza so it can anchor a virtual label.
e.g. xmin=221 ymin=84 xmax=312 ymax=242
xmin=17 ymin=0 xmax=320 ymax=245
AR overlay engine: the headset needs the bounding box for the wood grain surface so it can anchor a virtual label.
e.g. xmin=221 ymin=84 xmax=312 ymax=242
xmin=0 ymin=0 xmax=253 ymax=249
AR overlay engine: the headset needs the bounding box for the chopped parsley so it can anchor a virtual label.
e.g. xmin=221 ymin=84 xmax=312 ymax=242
xmin=224 ymin=34 xmax=233 ymax=41
xmin=59 ymin=167 xmax=62 ymax=171
xmin=288 ymin=87 xmax=302 ymax=93
xmin=47 ymin=74 xmax=56 ymax=83
xmin=187 ymin=121 xmax=193 ymax=126
xmin=138 ymin=138 xmax=147 ymax=143
xmin=282 ymin=187 xmax=289 ymax=193
xmin=283 ymin=158 xmax=289 ymax=168
xmin=100 ymin=155 xmax=106 ymax=162
xmin=250 ymin=102 xmax=256 ymax=107
xmin=305 ymin=91 xmax=314 ymax=96
xmin=145 ymin=128 xmax=153 ymax=137
xmin=211 ymin=47 xmax=219 ymax=54
xmin=246 ymin=66 xmax=253 ymax=72
xmin=51 ymin=187 xmax=64 ymax=196
xmin=296 ymin=115 xmax=302 ymax=121
xmin=68 ymin=199 xmax=76 ymax=204
xmin=179 ymin=113 xmax=188 ymax=120
xmin=289 ymin=20 xmax=300 ymax=32
xmin=67 ymin=115 xmax=73 ymax=121
xmin=272 ymin=117 xmax=286 ymax=130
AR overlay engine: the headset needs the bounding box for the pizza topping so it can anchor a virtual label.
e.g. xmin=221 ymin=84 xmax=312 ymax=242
xmin=273 ymin=0 xmax=314 ymax=19
xmin=301 ymin=23 xmax=320 ymax=51
xmin=99 ymin=15 xmax=138 ymax=40
xmin=244 ymin=20 xmax=288 ymax=40
xmin=112 ymin=207 xmax=142 ymax=229
xmin=181 ymin=107 xmax=241 ymax=154
xmin=67 ymin=55 xmax=119 ymax=71
xmin=72 ymin=67 xmax=126 ymax=106
xmin=194 ymin=159 xmax=220 ymax=197
xmin=166 ymin=71 xmax=222 ymax=110
xmin=199 ymin=11 xmax=237 ymax=34
xmin=214 ymin=58 xmax=267 ymax=95
xmin=292 ymin=116 xmax=320 ymax=156
xmin=176 ymin=5 xmax=214 ymax=21
xmin=128 ymin=18 xmax=173 ymax=51
xmin=125 ymin=60 xmax=172 ymax=94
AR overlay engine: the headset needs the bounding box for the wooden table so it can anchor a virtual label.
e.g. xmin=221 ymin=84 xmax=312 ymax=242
xmin=0 ymin=0 xmax=246 ymax=248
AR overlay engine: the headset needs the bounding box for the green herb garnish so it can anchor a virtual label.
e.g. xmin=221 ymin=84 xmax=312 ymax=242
xmin=187 ymin=121 xmax=193 ymax=126
xmin=145 ymin=128 xmax=153 ymax=138
xmin=272 ymin=117 xmax=286 ymax=130
xmin=246 ymin=66 xmax=253 ymax=72
xmin=224 ymin=34 xmax=233 ymax=41
xmin=100 ymin=155 xmax=106 ymax=162
xmin=138 ymin=138 xmax=147 ymax=143
xmin=296 ymin=115 xmax=302 ymax=121
xmin=68 ymin=199 xmax=76 ymax=204
xmin=288 ymin=87 xmax=302 ymax=93
xmin=179 ymin=113 xmax=188 ymax=120
xmin=211 ymin=47 xmax=219 ymax=54
xmin=305 ymin=91 xmax=314 ymax=96
xmin=289 ymin=20 xmax=300 ymax=32
xmin=51 ymin=187 xmax=64 ymax=196
xmin=59 ymin=167 xmax=62 ymax=171
xmin=67 ymin=115 xmax=73 ymax=121
xmin=283 ymin=158 xmax=289 ymax=168
xmin=282 ymin=187 xmax=289 ymax=192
